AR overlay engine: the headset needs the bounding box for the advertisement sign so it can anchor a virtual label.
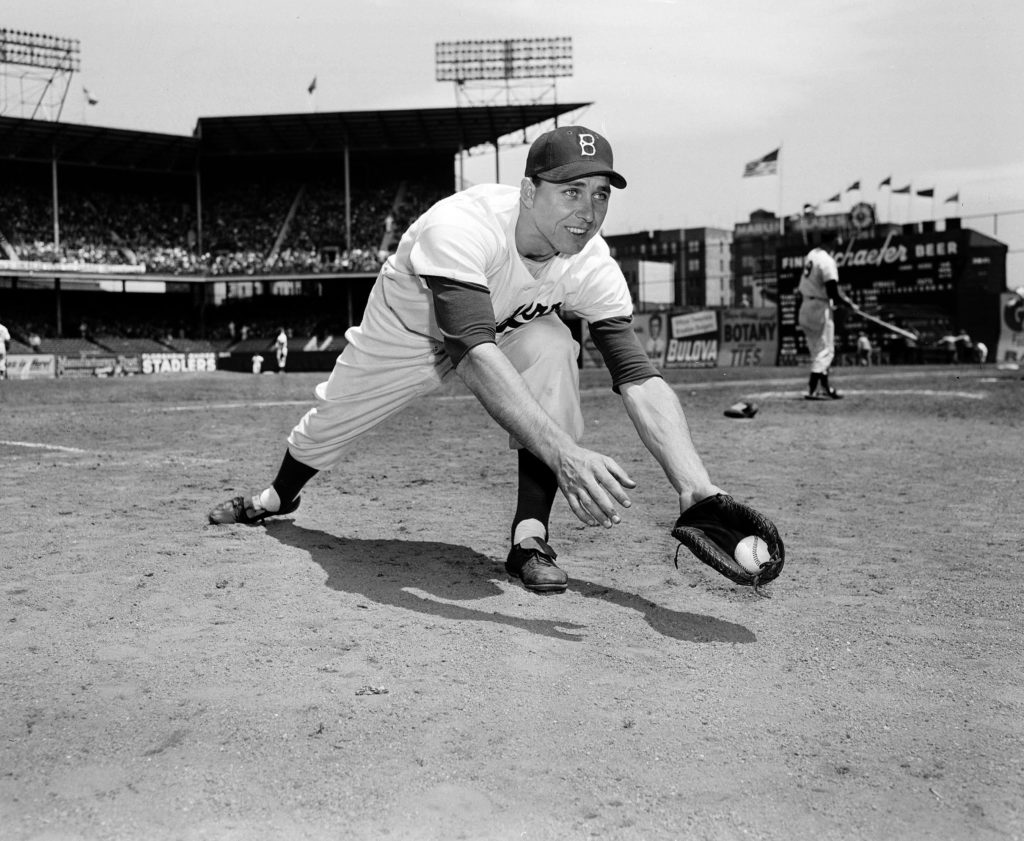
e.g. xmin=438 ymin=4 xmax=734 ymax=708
xmin=0 ymin=260 xmax=145 ymax=275
xmin=719 ymin=308 xmax=778 ymax=367
xmin=635 ymin=312 xmax=668 ymax=368
xmin=776 ymin=229 xmax=972 ymax=363
xmin=995 ymin=292 xmax=1024 ymax=364
xmin=665 ymin=310 xmax=718 ymax=368
xmin=58 ymin=356 xmax=118 ymax=378
xmin=141 ymin=352 xmax=217 ymax=374
xmin=6 ymin=354 xmax=57 ymax=379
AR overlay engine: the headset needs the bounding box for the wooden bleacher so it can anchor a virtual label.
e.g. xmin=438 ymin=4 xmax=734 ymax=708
xmin=93 ymin=336 xmax=173 ymax=355
xmin=34 ymin=338 xmax=108 ymax=356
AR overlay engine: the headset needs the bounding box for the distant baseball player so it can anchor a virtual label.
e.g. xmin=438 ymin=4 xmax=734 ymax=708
xmin=797 ymin=239 xmax=854 ymax=399
xmin=855 ymin=331 xmax=872 ymax=366
xmin=0 ymin=318 xmax=11 ymax=380
xmin=208 ymin=126 xmax=781 ymax=594
xmin=274 ymin=327 xmax=288 ymax=373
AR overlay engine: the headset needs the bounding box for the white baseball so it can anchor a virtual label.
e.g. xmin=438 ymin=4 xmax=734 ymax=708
xmin=734 ymin=535 xmax=769 ymax=574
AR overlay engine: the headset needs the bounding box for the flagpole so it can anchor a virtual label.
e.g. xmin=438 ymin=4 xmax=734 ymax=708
xmin=777 ymin=143 xmax=784 ymax=235
xmin=307 ymin=76 xmax=318 ymax=113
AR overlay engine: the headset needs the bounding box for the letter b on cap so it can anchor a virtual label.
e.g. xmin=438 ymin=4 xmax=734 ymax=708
xmin=578 ymin=133 xmax=597 ymax=157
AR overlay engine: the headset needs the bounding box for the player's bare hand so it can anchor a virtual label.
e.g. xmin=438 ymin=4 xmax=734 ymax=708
xmin=555 ymin=446 xmax=636 ymax=528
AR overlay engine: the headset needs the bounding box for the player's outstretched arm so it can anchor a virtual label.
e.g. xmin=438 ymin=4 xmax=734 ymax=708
xmin=456 ymin=342 xmax=635 ymax=528
xmin=825 ymin=279 xmax=854 ymax=307
xmin=618 ymin=376 xmax=723 ymax=512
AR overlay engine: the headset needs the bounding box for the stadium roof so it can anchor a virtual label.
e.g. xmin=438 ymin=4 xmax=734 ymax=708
xmin=0 ymin=116 xmax=198 ymax=172
xmin=195 ymin=102 xmax=590 ymax=158
xmin=0 ymin=102 xmax=590 ymax=171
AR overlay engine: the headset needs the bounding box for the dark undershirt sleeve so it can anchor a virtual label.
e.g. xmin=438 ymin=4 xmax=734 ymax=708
xmin=588 ymin=316 xmax=661 ymax=393
xmin=424 ymin=275 xmax=496 ymax=367
xmin=825 ymin=279 xmax=841 ymax=305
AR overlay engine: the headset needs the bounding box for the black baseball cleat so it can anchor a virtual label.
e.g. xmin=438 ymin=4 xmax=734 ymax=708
xmin=505 ymin=537 xmax=568 ymax=593
xmin=208 ymin=494 xmax=301 ymax=525
xmin=823 ymin=388 xmax=843 ymax=399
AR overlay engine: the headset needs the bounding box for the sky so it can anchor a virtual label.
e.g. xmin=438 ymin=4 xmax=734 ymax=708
xmin=5 ymin=0 xmax=1024 ymax=275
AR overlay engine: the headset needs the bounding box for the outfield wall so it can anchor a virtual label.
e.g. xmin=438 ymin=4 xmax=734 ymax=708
xmin=13 ymin=294 xmax=1017 ymax=381
xmin=581 ymin=308 xmax=778 ymax=370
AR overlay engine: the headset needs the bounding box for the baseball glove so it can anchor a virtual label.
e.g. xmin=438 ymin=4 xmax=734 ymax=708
xmin=672 ymin=493 xmax=785 ymax=591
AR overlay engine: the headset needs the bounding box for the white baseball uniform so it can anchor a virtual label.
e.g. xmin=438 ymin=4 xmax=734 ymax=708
xmin=287 ymin=184 xmax=633 ymax=471
xmin=797 ymin=247 xmax=839 ymax=374
xmin=275 ymin=330 xmax=288 ymax=369
xmin=0 ymin=322 xmax=10 ymax=378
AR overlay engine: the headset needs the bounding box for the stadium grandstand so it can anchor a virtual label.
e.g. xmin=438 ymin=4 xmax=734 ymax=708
xmin=0 ymin=103 xmax=588 ymax=370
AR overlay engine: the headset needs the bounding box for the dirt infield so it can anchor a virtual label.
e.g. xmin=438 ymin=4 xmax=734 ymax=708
xmin=2 ymin=364 xmax=1022 ymax=841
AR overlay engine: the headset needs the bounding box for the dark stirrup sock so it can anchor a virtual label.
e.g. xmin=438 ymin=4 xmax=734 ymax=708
xmin=808 ymin=372 xmax=820 ymax=394
xmin=511 ymin=448 xmax=558 ymax=542
xmin=271 ymin=450 xmax=319 ymax=505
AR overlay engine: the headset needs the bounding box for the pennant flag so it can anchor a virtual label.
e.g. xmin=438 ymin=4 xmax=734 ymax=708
xmin=827 ymin=193 xmax=841 ymax=203
xmin=917 ymin=188 xmax=934 ymax=198
xmin=944 ymin=191 xmax=960 ymax=203
xmin=742 ymin=148 xmax=779 ymax=177
xmin=83 ymin=87 xmax=98 ymax=106
xmin=846 ymin=181 xmax=861 ymax=191
xmin=892 ymin=184 xmax=911 ymax=194
xmin=878 ymin=175 xmax=892 ymax=188
xmin=307 ymin=76 xmax=317 ymax=95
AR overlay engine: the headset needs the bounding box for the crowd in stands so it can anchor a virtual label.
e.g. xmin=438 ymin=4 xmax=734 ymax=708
xmin=0 ymin=175 xmax=448 ymax=277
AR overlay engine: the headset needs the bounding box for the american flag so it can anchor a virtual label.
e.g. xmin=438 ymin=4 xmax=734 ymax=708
xmin=742 ymin=148 xmax=779 ymax=177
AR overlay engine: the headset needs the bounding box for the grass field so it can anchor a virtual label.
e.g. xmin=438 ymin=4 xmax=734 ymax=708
xmin=1 ymin=363 xmax=1022 ymax=840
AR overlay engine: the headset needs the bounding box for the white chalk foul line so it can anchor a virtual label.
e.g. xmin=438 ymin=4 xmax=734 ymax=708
xmin=0 ymin=439 xmax=88 ymax=454
xmin=163 ymin=400 xmax=310 ymax=412
xmin=746 ymin=389 xmax=986 ymax=400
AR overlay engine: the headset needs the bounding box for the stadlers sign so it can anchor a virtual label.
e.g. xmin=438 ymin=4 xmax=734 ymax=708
xmin=141 ymin=352 xmax=217 ymax=374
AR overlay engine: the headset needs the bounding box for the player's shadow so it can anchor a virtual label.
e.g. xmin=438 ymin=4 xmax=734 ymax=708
xmin=267 ymin=522 xmax=754 ymax=644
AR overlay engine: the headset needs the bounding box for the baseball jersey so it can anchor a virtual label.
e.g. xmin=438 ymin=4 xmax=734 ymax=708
xmin=798 ymin=248 xmax=839 ymax=299
xmin=379 ymin=184 xmax=632 ymax=340
xmin=0 ymin=323 xmax=10 ymax=351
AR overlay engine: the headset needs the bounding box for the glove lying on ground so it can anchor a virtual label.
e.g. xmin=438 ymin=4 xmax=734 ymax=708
xmin=672 ymin=493 xmax=785 ymax=589
xmin=724 ymin=401 xmax=758 ymax=419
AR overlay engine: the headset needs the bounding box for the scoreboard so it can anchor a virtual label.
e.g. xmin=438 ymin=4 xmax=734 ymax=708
xmin=776 ymin=226 xmax=1007 ymax=364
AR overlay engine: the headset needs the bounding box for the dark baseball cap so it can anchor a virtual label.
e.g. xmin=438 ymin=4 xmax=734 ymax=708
xmin=525 ymin=125 xmax=627 ymax=189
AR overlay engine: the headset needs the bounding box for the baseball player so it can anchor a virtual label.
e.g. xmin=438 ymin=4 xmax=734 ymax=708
xmin=208 ymin=126 xmax=727 ymax=594
xmin=274 ymin=327 xmax=288 ymax=373
xmin=797 ymin=239 xmax=854 ymax=399
xmin=0 ymin=319 xmax=11 ymax=380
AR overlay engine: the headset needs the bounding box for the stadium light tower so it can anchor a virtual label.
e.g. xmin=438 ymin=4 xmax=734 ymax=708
xmin=0 ymin=28 xmax=81 ymax=121
xmin=436 ymin=37 xmax=575 ymax=186
xmin=435 ymin=37 xmax=573 ymax=109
